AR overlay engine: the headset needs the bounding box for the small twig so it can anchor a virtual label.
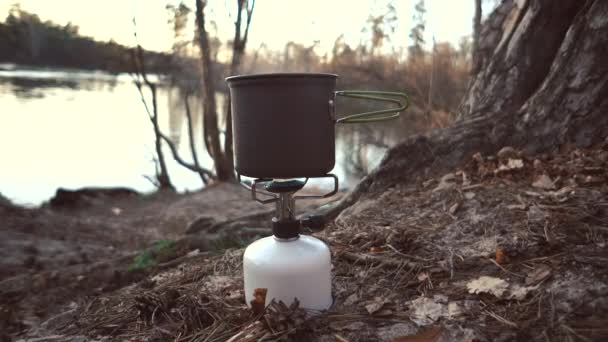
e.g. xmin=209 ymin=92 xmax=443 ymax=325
xmin=519 ymin=253 xmax=567 ymax=265
xmin=159 ymin=134 xmax=215 ymax=180
xmin=143 ymin=174 xmax=160 ymax=188
xmin=384 ymin=244 xmax=433 ymax=262
xmin=338 ymin=251 xmax=420 ymax=270
xmin=484 ymin=309 xmax=518 ymax=328
xmin=488 ymin=258 xmax=526 ymax=278
xmin=448 ymin=248 xmax=454 ymax=279
xmin=462 ymin=183 xmax=484 ymax=191
xmin=543 ymin=221 xmax=552 ymax=243
xmin=155 ymin=251 xmax=212 ymax=271
xmin=184 ymin=93 xmax=210 ymax=185
xmin=334 ymin=334 xmax=349 ymax=342
xmin=561 ymin=324 xmax=592 ymax=342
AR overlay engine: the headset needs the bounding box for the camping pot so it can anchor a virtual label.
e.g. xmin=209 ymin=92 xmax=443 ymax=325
xmin=226 ymin=73 xmax=408 ymax=179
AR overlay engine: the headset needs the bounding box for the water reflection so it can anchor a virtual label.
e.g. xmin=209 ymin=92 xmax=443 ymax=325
xmin=0 ymin=66 xmax=399 ymax=205
xmin=0 ymin=66 xmax=125 ymax=98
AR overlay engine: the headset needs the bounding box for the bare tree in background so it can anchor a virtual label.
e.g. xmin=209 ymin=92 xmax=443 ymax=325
xmin=131 ymin=44 xmax=214 ymax=187
xmin=131 ymin=34 xmax=174 ymax=190
xmin=194 ymin=0 xmax=255 ymax=181
xmin=408 ymin=0 xmax=426 ymax=60
xmin=131 ymin=8 xmax=215 ymax=187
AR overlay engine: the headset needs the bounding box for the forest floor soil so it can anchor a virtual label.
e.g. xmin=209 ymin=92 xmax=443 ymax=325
xmin=2 ymin=143 xmax=607 ymax=341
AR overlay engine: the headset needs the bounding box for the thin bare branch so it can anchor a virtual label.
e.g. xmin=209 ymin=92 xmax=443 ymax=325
xmin=159 ymin=132 xmax=214 ymax=181
xmin=242 ymin=0 xmax=255 ymax=44
xmin=130 ymin=16 xmax=174 ymax=190
xmin=184 ymin=92 xmax=214 ymax=184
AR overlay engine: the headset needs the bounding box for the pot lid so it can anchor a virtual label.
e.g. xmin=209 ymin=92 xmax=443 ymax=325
xmin=226 ymin=72 xmax=337 ymax=82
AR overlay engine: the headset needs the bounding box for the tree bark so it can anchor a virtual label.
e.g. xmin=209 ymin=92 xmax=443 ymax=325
xmin=460 ymin=0 xmax=584 ymax=120
xmin=195 ymin=0 xmax=232 ymax=181
xmin=329 ymin=0 xmax=608 ymax=219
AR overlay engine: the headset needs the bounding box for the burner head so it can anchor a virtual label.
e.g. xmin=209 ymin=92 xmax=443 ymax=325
xmin=265 ymin=180 xmax=306 ymax=193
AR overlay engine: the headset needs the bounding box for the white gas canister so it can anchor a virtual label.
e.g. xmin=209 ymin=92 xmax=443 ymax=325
xmin=243 ymin=234 xmax=332 ymax=311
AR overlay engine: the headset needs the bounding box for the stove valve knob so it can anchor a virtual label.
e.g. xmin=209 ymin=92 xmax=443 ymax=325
xmin=300 ymin=215 xmax=325 ymax=231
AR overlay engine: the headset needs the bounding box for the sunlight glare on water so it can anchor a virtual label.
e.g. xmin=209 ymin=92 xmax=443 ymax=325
xmin=0 ymin=67 xmax=208 ymax=205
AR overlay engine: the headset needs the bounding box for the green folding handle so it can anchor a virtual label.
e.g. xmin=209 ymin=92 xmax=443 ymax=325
xmin=334 ymin=90 xmax=409 ymax=124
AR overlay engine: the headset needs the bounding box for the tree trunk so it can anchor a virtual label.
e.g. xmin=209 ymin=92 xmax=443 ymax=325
xmin=328 ymin=0 xmax=608 ymax=219
xmin=460 ymin=0 xmax=585 ymax=120
xmin=470 ymin=0 xmax=482 ymax=74
xmin=195 ymin=0 xmax=232 ymax=181
xmin=150 ymin=84 xmax=174 ymax=190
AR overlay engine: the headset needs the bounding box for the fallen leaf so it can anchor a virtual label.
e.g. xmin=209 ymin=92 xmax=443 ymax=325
xmin=506 ymin=158 xmax=524 ymax=169
xmin=466 ymin=276 xmax=509 ymax=297
xmin=532 ymin=174 xmax=556 ymax=190
xmin=467 ymin=276 xmax=534 ymax=300
xmin=433 ymin=174 xmax=457 ymax=192
xmin=417 ymin=272 xmax=430 ymax=282
xmin=365 ymin=298 xmax=386 ymax=315
xmin=370 ymin=246 xmax=383 ymax=253
xmin=447 ymin=302 xmax=463 ymax=318
xmin=186 ymin=249 xmax=200 ymax=257
xmin=495 ymin=248 xmax=507 ymax=265
xmin=394 ymin=327 xmax=443 ymax=342
xmin=250 ymin=288 xmax=267 ymax=315
xmin=440 ymin=173 xmax=456 ymax=182
xmin=495 ymin=159 xmax=524 ymax=174
xmin=497 ymin=146 xmax=518 ymax=160
xmin=472 ymin=152 xmax=483 ymax=163
xmin=225 ymin=289 xmax=243 ymax=300
xmin=407 ymin=296 xmax=454 ymax=326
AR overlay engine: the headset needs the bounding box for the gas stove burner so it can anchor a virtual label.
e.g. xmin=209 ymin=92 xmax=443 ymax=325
xmin=226 ymin=72 xmax=407 ymax=312
xmin=237 ymin=172 xmax=338 ymax=310
xmin=265 ymin=179 xmax=306 ymax=193
xmin=237 ymin=173 xmax=338 ymax=204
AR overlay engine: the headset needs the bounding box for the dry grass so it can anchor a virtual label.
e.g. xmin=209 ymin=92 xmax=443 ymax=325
xmin=36 ymin=143 xmax=608 ymax=341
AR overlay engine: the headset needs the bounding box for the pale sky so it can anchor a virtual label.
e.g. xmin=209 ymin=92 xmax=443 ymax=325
xmin=1 ymin=0 xmax=476 ymax=55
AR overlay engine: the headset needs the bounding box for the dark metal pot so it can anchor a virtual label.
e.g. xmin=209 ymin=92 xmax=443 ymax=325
xmin=226 ymin=73 xmax=408 ymax=179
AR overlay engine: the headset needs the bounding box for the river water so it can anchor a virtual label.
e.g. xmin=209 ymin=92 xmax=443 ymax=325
xmin=0 ymin=65 xmax=393 ymax=206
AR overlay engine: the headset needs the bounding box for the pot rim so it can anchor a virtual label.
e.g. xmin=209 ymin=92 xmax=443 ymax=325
xmin=226 ymin=72 xmax=338 ymax=82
